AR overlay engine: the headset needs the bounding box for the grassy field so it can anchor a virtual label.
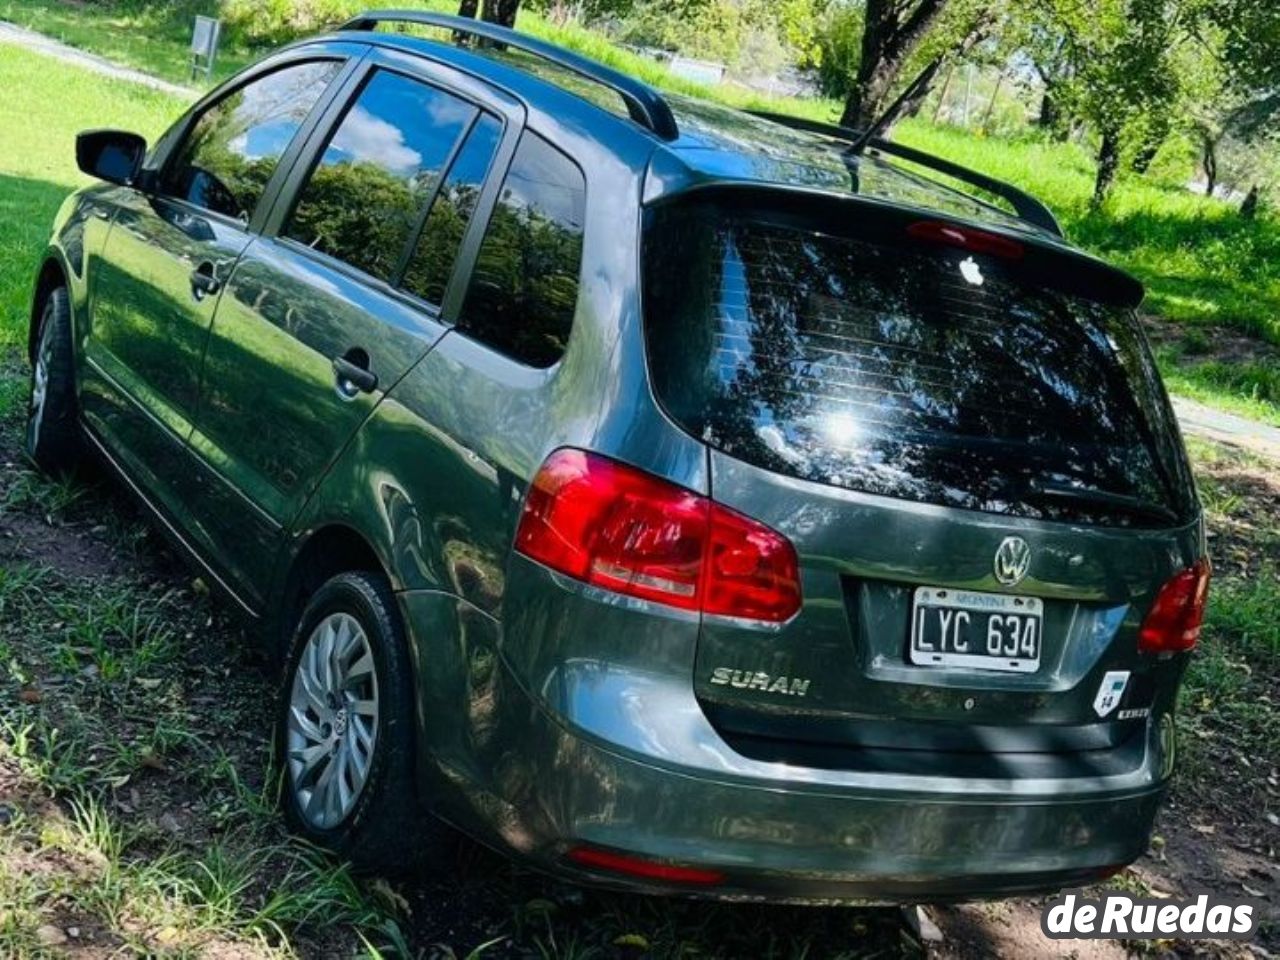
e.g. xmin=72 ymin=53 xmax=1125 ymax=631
xmin=0 ymin=39 xmax=176 ymax=360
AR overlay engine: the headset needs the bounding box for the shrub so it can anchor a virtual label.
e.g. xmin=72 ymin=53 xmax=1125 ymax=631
xmin=219 ymin=0 xmax=357 ymax=46
xmin=814 ymin=3 xmax=861 ymax=100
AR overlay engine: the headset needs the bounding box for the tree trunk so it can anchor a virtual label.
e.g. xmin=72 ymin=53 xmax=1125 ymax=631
xmin=980 ymin=72 xmax=1004 ymax=133
xmin=458 ymin=0 xmax=479 ymax=17
xmin=1037 ymin=82 xmax=1059 ymax=130
xmin=1241 ymin=185 xmax=1259 ymax=219
xmin=894 ymin=57 xmax=944 ymax=123
xmin=1131 ymin=141 xmax=1160 ymax=174
xmin=1093 ymin=127 xmax=1121 ymax=207
xmin=840 ymin=58 xmax=897 ymax=129
xmin=1202 ymin=133 xmax=1218 ymax=197
xmin=482 ymin=0 xmax=519 ymax=28
xmin=931 ymin=64 xmax=954 ymax=122
xmin=839 ymin=0 xmax=949 ymax=130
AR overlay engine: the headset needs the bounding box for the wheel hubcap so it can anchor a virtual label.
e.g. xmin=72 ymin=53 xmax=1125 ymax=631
xmin=27 ymin=320 xmax=53 ymax=451
xmin=286 ymin=612 xmax=379 ymax=830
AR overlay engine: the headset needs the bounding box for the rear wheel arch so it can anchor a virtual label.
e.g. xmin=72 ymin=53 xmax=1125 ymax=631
xmin=30 ymin=257 xmax=69 ymax=363
xmin=271 ymin=523 xmax=389 ymax=660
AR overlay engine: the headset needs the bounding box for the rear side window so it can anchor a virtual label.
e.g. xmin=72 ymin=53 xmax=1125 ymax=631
xmin=459 ymin=133 xmax=585 ymax=367
xmin=644 ymin=203 xmax=1195 ymax=527
xmin=162 ymin=60 xmax=342 ymax=222
xmin=402 ymin=114 xmax=503 ymax=307
xmin=283 ymin=69 xmax=477 ymax=282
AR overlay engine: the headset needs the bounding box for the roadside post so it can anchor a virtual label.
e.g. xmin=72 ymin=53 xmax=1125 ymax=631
xmin=190 ymin=15 xmax=221 ymax=81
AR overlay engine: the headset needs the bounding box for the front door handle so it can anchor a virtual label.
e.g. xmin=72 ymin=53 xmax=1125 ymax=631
xmin=190 ymin=261 xmax=221 ymax=300
xmin=333 ymin=352 xmax=378 ymax=399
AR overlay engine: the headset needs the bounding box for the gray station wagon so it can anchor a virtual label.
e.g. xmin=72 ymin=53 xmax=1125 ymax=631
xmin=26 ymin=10 xmax=1210 ymax=901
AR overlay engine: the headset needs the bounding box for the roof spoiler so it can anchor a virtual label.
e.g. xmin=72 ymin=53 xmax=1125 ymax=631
xmin=747 ymin=110 xmax=1063 ymax=238
xmin=644 ymin=181 xmax=1143 ymax=308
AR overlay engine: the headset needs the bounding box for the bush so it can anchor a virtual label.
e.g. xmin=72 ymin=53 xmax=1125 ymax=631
xmin=219 ymin=0 xmax=357 ymax=45
xmin=814 ymin=3 xmax=861 ymax=99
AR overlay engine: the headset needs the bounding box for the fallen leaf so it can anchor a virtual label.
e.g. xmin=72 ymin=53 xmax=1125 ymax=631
xmin=614 ymin=933 xmax=651 ymax=950
xmin=35 ymin=925 xmax=67 ymax=947
xmin=17 ymin=687 xmax=41 ymax=704
xmin=369 ymin=877 xmax=411 ymax=915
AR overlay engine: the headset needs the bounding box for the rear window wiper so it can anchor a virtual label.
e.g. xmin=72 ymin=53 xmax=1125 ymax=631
xmin=1024 ymin=482 xmax=1181 ymax=526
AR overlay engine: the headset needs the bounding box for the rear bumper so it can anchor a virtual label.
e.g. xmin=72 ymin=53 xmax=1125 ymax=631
xmin=490 ymin=657 xmax=1166 ymax=903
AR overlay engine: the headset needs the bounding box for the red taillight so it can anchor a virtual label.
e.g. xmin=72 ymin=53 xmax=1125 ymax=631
xmin=907 ymin=220 xmax=1025 ymax=260
xmin=1138 ymin=558 xmax=1211 ymax=654
xmin=567 ymin=845 xmax=725 ymax=885
xmin=515 ymin=449 xmax=801 ymax=622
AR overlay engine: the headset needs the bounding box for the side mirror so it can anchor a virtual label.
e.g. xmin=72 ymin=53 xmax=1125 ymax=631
xmin=76 ymin=129 xmax=147 ymax=187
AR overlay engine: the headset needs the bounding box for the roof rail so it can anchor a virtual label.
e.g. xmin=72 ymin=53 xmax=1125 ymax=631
xmin=747 ymin=110 xmax=1063 ymax=237
xmin=339 ymin=10 xmax=680 ymax=141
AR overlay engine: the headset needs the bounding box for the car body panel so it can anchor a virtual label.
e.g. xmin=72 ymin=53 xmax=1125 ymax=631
xmin=694 ymin=452 xmax=1200 ymax=739
xmin=78 ymin=190 xmax=251 ymax=518
xmin=186 ymin=237 xmax=451 ymax=604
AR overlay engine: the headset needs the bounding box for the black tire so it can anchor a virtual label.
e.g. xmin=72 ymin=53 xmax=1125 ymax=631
xmin=276 ymin=570 xmax=454 ymax=871
xmin=25 ymin=286 xmax=83 ymax=475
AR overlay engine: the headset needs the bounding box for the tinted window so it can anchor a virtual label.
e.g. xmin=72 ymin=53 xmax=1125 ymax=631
xmin=284 ymin=70 xmax=477 ymax=282
xmin=644 ymin=203 xmax=1194 ymax=527
xmin=459 ymin=133 xmax=585 ymax=367
xmin=162 ymin=60 xmax=341 ymax=221
xmin=402 ymin=114 xmax=502 ymax=307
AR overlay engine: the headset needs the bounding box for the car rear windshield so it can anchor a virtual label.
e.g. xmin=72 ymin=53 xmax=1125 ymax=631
xmin=643 ymin=201 xmax=1195 ymax=527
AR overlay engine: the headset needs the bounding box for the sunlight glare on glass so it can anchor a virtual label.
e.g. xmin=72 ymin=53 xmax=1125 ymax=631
xmin=822 ymin=411 xmax=863 ymax=450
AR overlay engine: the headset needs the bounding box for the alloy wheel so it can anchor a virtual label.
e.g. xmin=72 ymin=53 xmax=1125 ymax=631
xmin=286 ymin=611 xmax=380 ymax=830
xmin=26 ymin=316 xmax=53 ymax=454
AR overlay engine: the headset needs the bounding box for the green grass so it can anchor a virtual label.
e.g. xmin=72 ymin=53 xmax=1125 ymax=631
xmin=1176 ymin=439 xmax=1280 ymax=786
xmin=0 ymin=41 xmax=178 ymax=353
xmin=895 ymin=123 xmax=1280 ymax=345
xmin=1159 ymin=356 xmax=1280 ymax=428
xmin=0 ymin=0 xmax=255 ymax=86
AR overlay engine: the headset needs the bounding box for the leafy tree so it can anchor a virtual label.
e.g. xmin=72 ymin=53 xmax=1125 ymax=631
xmin=619 ymin=0 xmax=810 ymax=74
xmin=1203 ymin=0 xmax=1280 ymax=211
xmin=826 ymin=0 xmax=997 ymax=131
xmin=815 ymin=4 xmax=864 ymax=98
xmin=1024 ymin=0 xmax=1183 ymax=205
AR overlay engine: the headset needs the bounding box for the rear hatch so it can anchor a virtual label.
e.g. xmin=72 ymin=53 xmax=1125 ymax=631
xmin=642 ymin=190 xmax=1201 ymax=775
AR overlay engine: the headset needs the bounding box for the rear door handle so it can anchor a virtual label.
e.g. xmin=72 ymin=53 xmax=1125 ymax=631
xmin=332 ymin=353 xmax=378 ymax=399
xmin=190 ymin=261 xmax=221 ymax=300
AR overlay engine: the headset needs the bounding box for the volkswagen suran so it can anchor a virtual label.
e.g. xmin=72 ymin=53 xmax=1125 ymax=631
xmin=25 ymin=10 xmax=1209 ymax=900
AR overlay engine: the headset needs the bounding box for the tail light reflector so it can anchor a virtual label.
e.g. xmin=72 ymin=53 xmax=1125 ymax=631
xmin=515 ymin=449 xmax=801 ymax=623
xmin=907 ymin=220 xmax=1025 ymax=260
xmin=1138 ymin=558 xmax=1211 ymax=653
xmin=567 ymin=845 xmax=725 ymax=885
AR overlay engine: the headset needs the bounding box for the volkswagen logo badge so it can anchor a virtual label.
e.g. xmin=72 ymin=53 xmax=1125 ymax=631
xmin=994 ymin=536 xmax=1031 ymax=586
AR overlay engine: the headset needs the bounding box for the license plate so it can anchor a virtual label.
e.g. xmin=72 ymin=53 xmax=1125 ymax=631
xmin=909 ymin=587 xmax=1042 ymax=673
